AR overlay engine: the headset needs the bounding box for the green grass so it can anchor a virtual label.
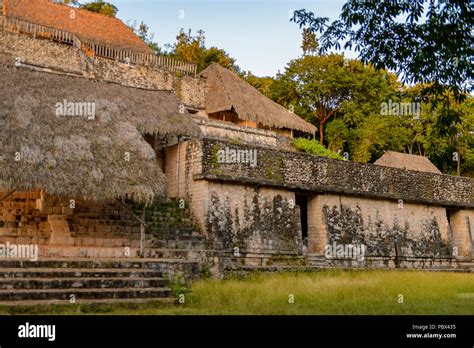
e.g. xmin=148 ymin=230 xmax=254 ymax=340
xmin=1 ymin=270 xmax=473 ymax=315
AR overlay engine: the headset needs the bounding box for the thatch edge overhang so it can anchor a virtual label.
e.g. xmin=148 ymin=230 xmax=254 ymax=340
xmin=0 ymin=63 xmax=200 ymax=203
xmin=200 ymin=64 xmax=317 ymax=135
xmin=0 ymin=54 xmax=202 ymax=138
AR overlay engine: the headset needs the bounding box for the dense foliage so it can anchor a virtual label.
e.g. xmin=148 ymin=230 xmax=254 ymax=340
xmin=268 ymin=54 xmax=398 ymax=146
xmin=293 ymin=138 xmax=344 ymax=160
xmin=292 ymin=0 xmax=473 ymax=97
xmin=165 ymin=29 xmax=239 ymax=73
xmin=59 ymin=0 xmax=118 ymax=17
xmin=79 ymin=0 xmax=118 ymax=17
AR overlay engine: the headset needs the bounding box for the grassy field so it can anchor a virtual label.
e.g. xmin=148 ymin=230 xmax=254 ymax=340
xmin=1 ymin=270 xmax=473 ymax=315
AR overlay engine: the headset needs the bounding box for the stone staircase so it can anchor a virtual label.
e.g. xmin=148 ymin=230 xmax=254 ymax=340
xmin=0 ymin=197 xmax=209 ymax=305
xmin=66 ymin=199 xmax=221 ymax=262
xmin=0 ymin=259 xmax=178 ymax=306
xmin=458 ymin=261 xmax=474 ymax=273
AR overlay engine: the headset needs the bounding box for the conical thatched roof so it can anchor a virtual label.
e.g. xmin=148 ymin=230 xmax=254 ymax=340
xmin=374 ymin=151 xmax=442 ymax=174
xmin=200 ymin=64 xmax=317 ymax=134
xmin=0 ymin=61 xmax=201 ymax=203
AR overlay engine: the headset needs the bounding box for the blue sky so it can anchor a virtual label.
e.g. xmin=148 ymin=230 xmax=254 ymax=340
xmin=106 ymin=0 xmax=354 ymax=77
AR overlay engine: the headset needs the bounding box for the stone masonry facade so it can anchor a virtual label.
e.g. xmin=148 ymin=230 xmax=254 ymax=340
xmin=172 ymin=138 xmax=474 ymax=270
xmin=0 ymin=30 xmax=206 ymax=108
xmin=1 ymin=27 xmax=473 ymax=277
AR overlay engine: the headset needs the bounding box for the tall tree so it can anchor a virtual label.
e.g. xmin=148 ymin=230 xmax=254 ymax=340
xmin=270 ymin=54 xmax=396 ymax=145
xmin=431 ymin=93 xmax=473 ymax=175
xmin=80 ymin=0 xmax=118 ymax=17
xmin=241 ymin=71 xmax=275 ymax=96
xmin=167 ymin=29 xmax=239 ymax=72
xmin=292 ymin=0 xmax=473 ymax=97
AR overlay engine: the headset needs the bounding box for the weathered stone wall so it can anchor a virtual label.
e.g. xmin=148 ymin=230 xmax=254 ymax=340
xmin=193 ymin=116 xmax=294 ymax=149
xmin=178 ymin=76 xmax=207 ymax=109
xmin=164 ymin=141 xmax=208 ymax=234
xmin=0 ymin=30 xmax=85 ymax=74
xmin=164 ymin=140 xmax=301 ymax=255
xmin=205 ymin=183 xmax=300 ymax=254
xmin=0 ymin=190 xmax=51 ymax=246
xmin=307 ymin=194 xmax=452 ymax=259
xmin=0 ymin=190 xmax=207 ymax=259
xmin=93 ymin=56 xmax=175 ymax=91
xmin=166 ymin=138 xmax=473 ymax=266
xmin=0 ymin=30 xmax=206 ymax=108
xmin=0 ymin=190 xmax=138 ymax=256
xmin=199 ymin=139 xmax=474 ymax=208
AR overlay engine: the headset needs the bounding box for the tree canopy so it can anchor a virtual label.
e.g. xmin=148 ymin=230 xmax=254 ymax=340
xmin=166 ymin=29 xmax=239 ymax=73
xmin=268 ymin=53 xmax=398 ymax=146
xmin=80 ymin=0 xmax=118 ymax=17
xmin=59 ymin=0 xmax=118 ymax=17
xmin=292 ymin=0 xmax=473 ymax=97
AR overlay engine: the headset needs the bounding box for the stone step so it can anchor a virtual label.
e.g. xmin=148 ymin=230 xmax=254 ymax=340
xmin=143 ymin=248 xmax=219 ymax=259
xmin=146 ymin=231 xmax=204 ymax=239
xmin=70 ymin=219 xmax=134 ymax=225
xmin=71 ymin=227 xmax=199 ymax=239
xmin=39 ymin=244 xmax=215 ymax=259
xmin=0 ymin=267 xmax=164 ymax=279
xmin=73 ymin=208 xmax=192 ymax=218
xmin=224 ymin=265 xmax=323 ymax=277
xmin=0 ymin=258 xmax=201 ymax=282
xmin=459 ymin=262 xmax=474 ymax=267
xmin=0 ymin=287 xmax=172 ymax=301
xmin=0 ymin=297 xmax=177 ymax=307
xmin=146 ymin=239 xmax=220 ymax=249
xmin=0 ymin=258 xmax=196 ymax=269
xmin=70 ymin=232 xmax=205 ymax=243
xmin=305 ymin=255 xmax=329 ymax=267
xmin=458 ymin=262 xmax=474 ymax=271
xmin=0 ymin=277 xmax=167 ymax=290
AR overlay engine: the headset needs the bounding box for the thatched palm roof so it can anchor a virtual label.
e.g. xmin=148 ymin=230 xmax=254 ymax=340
xmin=374 ymin=151 xmax=442 ymax=174
xmin=5 ymin=0 xmax=152 ymax=53
xmin=200 ymin=64 xmax=317 ymax=134
xmin=0 ymin=61 xmax=201 ymax=203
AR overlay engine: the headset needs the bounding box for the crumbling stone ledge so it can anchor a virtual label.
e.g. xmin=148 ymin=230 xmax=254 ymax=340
xmin=198 ymin=139 xmax=474 ymax=209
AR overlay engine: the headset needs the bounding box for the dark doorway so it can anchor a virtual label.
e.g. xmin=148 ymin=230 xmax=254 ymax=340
xmin=295 ymin=194 xmax=308 ymax=243
xmin=446 ymin=208 xmax=460 ymax=240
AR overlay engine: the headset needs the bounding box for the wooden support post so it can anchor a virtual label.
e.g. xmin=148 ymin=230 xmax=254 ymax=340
xmin=140 ymin=207 xmax=146 ymax=258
